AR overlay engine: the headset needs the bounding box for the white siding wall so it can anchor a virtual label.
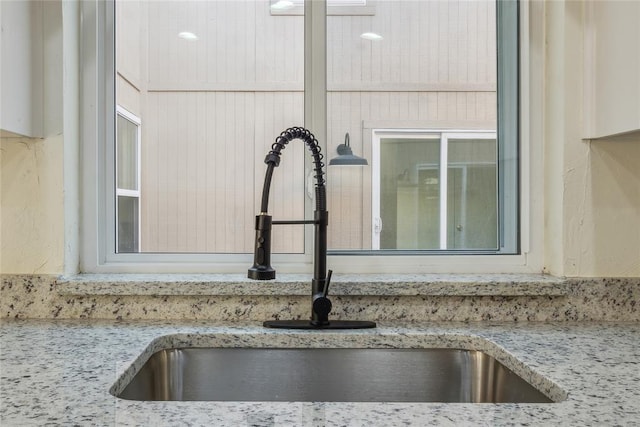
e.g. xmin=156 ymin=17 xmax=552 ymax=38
xmin=117 ymin=0 xmax=496 ymax=253
xmin=327 ymin=0 xmax=496 ymax=87
xmin=143 ymin=91 xmax=304 ymax=253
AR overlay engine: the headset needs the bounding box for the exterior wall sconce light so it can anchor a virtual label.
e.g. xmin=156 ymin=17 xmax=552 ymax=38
xmin=328 ymin=133 xmax=368 ymax=166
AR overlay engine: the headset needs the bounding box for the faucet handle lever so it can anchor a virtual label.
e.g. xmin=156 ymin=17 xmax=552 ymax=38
xmin=323 ymin=270 xmax=332 ymax=298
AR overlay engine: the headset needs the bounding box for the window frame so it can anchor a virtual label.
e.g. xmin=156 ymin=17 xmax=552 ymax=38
xmin=80 ymin=0 xmax=541 ymax=274
xmin=370 ymin=129 xmax=500 ymax=252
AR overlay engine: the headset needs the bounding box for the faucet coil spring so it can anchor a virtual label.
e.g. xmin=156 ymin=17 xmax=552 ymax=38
xmin=269 ymin=127 xmax=326 ymax=188
xmin=263 ymin=127 xmax=327 ymax=212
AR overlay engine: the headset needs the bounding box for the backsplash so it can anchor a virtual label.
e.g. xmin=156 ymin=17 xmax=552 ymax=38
xmin=1 ymin=274 xmax=639 ymax=321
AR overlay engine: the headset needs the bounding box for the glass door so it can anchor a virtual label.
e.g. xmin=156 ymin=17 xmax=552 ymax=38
xmin=372 ymin=130 xmax=497 ymax=251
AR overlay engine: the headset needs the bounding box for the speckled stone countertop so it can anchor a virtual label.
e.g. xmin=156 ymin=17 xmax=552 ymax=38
xmin=56 ymin=273 xmax=570 ymax=296
xmin=1 ymin=319 xmax=640 ymax=426
xmin=3 ymin=274 xmax=640 ymax=321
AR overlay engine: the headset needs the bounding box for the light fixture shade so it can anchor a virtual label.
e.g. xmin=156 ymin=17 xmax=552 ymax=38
xmin=329 ymin=133 xmax=368 ymax=166
xmin=329 ymin=152 xmax=368 ymax=166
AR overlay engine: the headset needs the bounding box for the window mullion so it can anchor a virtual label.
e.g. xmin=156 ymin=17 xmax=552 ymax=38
xmin=497 ymin=0 xmax=520 ymax=253
xmin=439 ymin=134 xmax=449 ymax=250
xmin=304 ymin=0 xmax=327 ymax=259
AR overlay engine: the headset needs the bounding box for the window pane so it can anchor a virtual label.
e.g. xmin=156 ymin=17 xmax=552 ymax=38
xmin=379 ymin=138 xmax=440 ymax=250
xmin=447 ymin=139 xmax=497 ymax=250
xmin=326 ymin=0 xmax=499 ymax=251
xmin=118 ymin=195 xmax=139 ymax=253
xmin=116 ymin=114 xmax=138 ymax=191
xmin=115 ymin=0 xmax=304 ymax=253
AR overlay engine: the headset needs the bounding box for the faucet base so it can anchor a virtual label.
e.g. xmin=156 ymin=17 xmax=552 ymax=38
xmin=263 ymin=320 xmax=376 ymax=329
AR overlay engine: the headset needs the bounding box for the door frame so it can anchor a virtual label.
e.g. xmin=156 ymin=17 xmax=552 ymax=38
xmin=371 ymin=129 xmax=497 ymax=250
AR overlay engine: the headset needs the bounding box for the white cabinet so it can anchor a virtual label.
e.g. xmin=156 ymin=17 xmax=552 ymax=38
xmin=583 ymin=0 xmax=640 ymax=139
xmin=1 ymin=1 xmax=61 ymax=138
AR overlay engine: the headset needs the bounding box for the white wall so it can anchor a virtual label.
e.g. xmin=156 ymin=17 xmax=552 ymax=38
xmin=0 ymin=135 xmax=64 ymax=274
xmin=542 ymin=0 xmax=640 ymax=277
xmin=559 ymin=131 xmax=640 ymax=276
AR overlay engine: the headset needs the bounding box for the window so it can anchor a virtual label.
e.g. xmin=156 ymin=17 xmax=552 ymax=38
xmin=82 ymin=0 xmax=523 ymax=273
xmin=115 ymin=107 xmax=141 ymax=253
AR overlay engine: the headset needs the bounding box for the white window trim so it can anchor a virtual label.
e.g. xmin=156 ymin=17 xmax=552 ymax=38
xmin=79 ymin=0 xmax=542 ymax=274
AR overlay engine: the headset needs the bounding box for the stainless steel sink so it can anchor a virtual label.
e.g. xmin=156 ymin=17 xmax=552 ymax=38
xmin=114 ymin=348 xmax=554 ymax=403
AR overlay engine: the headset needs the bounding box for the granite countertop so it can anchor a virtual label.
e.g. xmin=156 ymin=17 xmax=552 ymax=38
xmin=5 ymin=274 xmax=640 ymax=322
xmin=57 ymin=273 xmax=570 ymax=296
xmin=1 ymin=319 xmax=640 ymax=426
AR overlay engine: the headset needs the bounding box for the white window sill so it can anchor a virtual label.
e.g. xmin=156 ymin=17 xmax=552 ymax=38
xmin=57 ymin=273 xmax=569 ymax=297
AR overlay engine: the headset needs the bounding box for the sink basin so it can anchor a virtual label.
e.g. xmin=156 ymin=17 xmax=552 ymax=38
xmin=114 ymin=347 xmax=554 ymax=403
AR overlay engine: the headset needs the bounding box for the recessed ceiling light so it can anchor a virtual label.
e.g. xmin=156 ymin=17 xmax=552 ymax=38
xmin=271 ymin=0 xmax=295 ymax=10
xmin=360 ymin=32 xmax=383 ymax=41
xmin=178 ymin=31 xmax=199 ymax=41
